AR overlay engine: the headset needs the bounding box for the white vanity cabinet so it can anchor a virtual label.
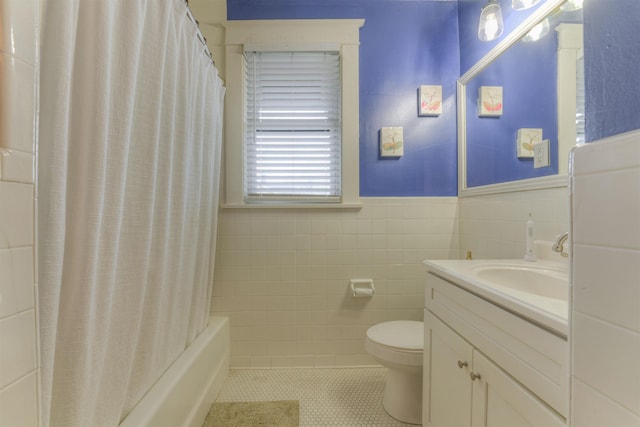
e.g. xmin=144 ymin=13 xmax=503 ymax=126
xmin=423 ymin=270 xmax=568 ymax=427
xmin=425 ymin=311 xmax=472 ymax=427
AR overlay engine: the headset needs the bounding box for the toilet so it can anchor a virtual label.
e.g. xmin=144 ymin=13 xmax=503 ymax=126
xmin=365 ymin=320 xmax=424 ymax=424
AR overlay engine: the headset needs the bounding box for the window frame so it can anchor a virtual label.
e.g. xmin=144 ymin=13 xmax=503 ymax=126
xmin=244 ymin=49 xmax=342 ymax=204
xmin=224 ymin=19 xmax=364 ymax=208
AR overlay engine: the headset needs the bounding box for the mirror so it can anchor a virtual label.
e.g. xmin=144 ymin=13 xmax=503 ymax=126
xmin=458 ymin=0 xmax=584 ymax=196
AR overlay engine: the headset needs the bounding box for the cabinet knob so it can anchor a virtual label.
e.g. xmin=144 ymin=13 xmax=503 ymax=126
xmin=457 ymin=360 xmax=468 ymax=369
xmin=470 ymin=372 xmax=482 ymax=381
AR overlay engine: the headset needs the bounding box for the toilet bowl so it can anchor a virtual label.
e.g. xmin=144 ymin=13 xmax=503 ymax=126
xmin=365 ymin=320 xmax=424 ymax=425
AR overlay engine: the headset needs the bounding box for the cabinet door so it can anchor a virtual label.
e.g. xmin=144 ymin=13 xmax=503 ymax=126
xmin=471 ymin=351 xmax=565 ymax=427
xmin=424 ymin=311 xmax=474 ymax=427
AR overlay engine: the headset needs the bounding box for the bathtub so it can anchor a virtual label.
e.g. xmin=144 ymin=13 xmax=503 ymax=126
xmin=119 ymin=316 xmax=230 ymax=427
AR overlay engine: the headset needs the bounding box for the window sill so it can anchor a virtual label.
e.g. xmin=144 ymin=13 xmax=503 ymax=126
xmin=220 ymin=202 xmax=363 ymax=210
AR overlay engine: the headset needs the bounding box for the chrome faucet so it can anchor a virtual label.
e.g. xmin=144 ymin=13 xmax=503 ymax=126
xmin=552 ymin=232 xmax=569 ymax=258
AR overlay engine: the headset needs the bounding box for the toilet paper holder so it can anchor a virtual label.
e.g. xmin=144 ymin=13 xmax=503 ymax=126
xmin=350 ymin=279 xmax=375 ymax=297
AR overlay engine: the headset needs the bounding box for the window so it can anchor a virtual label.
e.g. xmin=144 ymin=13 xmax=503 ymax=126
xmin=224 ymin=20 xmax=364 ymax=207
xmin=244 ymin=50 xmax=341 ymax=203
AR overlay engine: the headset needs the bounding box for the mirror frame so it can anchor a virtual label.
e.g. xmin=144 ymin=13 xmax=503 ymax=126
xmin=458 ymin=0 xmax=570 ymax=197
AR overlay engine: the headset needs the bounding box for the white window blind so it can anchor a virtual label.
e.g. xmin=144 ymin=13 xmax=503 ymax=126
xmin=244 ymin=50 xmax=342 ymax=203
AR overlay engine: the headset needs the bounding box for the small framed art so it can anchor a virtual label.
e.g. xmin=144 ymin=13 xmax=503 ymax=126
xmin=478 ymin=86 xmax=503 ymax=117
xmin=516 ymin=128 xmax=542 ymax=158
xmin=419 ymin=85 xmax=442 ymax=116
xmin=380 ymin=127 xmax=404 ymax=157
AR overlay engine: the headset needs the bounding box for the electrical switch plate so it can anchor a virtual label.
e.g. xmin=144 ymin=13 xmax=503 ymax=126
xmin=533 ymin=139 xmax=550 ymax=168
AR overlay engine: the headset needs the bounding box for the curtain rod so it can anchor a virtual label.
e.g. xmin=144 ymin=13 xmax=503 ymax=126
xmin=185 ymin=1 xmax=215 ymax=67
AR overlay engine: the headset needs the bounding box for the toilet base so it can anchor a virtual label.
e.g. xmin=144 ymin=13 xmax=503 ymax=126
xmin=382 ymin=367 xmax=423 ymax=425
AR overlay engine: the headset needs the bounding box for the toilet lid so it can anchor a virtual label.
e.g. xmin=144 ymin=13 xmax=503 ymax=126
xmin=366 ymin=321 xmax=423 ymax=351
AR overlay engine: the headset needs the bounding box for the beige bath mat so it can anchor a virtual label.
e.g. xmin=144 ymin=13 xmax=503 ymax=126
xmin=203 ymin=400 xmax=299 ymax=427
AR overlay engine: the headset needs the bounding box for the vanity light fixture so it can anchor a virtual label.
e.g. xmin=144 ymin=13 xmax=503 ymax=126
xmin=522 ymin=17 xmax=550 ymax=42
xmin=560 ymin=0 xmax=583 ymax=12
xmin=512 ymin=0 xmax=542 ymax=11
xmin=478 ymin=0 xmax=504 ymax=42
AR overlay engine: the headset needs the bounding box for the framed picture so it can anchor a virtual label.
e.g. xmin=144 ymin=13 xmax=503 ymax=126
xmin=419 ymin=85 xmax=442 ymax=116
xmin=380 ymin=127 xmax=404 ymax=157
xmin=516 ymin=128 xmax=542 ymax=158
xmin=478 ymin=86 xmax=503 ymax=117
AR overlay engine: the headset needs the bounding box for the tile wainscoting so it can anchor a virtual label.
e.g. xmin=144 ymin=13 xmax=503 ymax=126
xmin=212 ymin=197 xmax=459 ymax=368
xmin=459 ymin=186 xmax=570 ymax=260
xmin=570 ymin=130 xmax=640 ymax=426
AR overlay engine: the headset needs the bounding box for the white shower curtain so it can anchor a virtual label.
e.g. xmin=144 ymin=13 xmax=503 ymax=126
xmin=38 ymin=1 xmax=224 ymax=426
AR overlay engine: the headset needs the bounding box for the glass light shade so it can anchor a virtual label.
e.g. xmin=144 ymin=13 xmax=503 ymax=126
xmin=512 ymin=0 xmax=542 ymax=10
xmin=478 ymin=1 xmax=504 ymax=42
xmin=522 ymin=18 xmax=550 ymax=42
xmin=561 ymin=0 xmax=584 ymax=12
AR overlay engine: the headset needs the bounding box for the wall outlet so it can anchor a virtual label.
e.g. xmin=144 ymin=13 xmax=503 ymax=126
xmin=533 ymin=139 xmax=550 ymax=168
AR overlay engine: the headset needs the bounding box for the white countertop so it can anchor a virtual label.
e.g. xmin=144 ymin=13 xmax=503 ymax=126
xmin=423 ymin=259 xmax=569 ymax=337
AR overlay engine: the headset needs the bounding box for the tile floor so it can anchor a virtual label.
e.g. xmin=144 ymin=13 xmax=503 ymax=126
xmin=215 ymin=367 xmax=419 ymax=426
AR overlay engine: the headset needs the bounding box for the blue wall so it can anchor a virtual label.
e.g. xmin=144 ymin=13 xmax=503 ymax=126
xmin=228 ymin=0 xmax=460 ymax=197
xmin=584 ymin=0 xmax=640 ymax=142
xmin=228 ymin=0 xmax=640 ymax=195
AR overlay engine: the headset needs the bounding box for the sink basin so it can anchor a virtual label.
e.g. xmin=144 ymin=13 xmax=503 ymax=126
xmin=470 ymin=264 xmax=568 ymax=301
xmin=423 ymin=258 xmax=569 ymax=335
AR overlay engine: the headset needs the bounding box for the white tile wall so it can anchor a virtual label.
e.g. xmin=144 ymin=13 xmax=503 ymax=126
xmin=0 ymin=53 xmax=37 ymax=153
xmin=458 ymin=187 xmax=570 ymax=260
xmin=0 ymin=372 xmax=38 ymax=427
xmin=0 ymin=0 xmax=40 ymax=425
xmin=571 ymin=379 xmax=640 ymax=427
xmin=0 ymin=182 xmax=34 ymax=248
xmin=0 ymin=149 xmax=34 ymax=184
xmin=572 ymin=312 xmax=640 ymax=412
xmin=0 ymin=310 xmax=37 ymax=388
xmin=572 ymin=244 xmax=640 ymax=332
xmin=0 ymin=0 xmax=37 ymax=63
xmin=571 ymin=129 xmax=640 ymax=426
xmin=212 ymin=197 xmax=459 ymax=367
xmin=0 ymin=246 xmax=34 ymax=318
